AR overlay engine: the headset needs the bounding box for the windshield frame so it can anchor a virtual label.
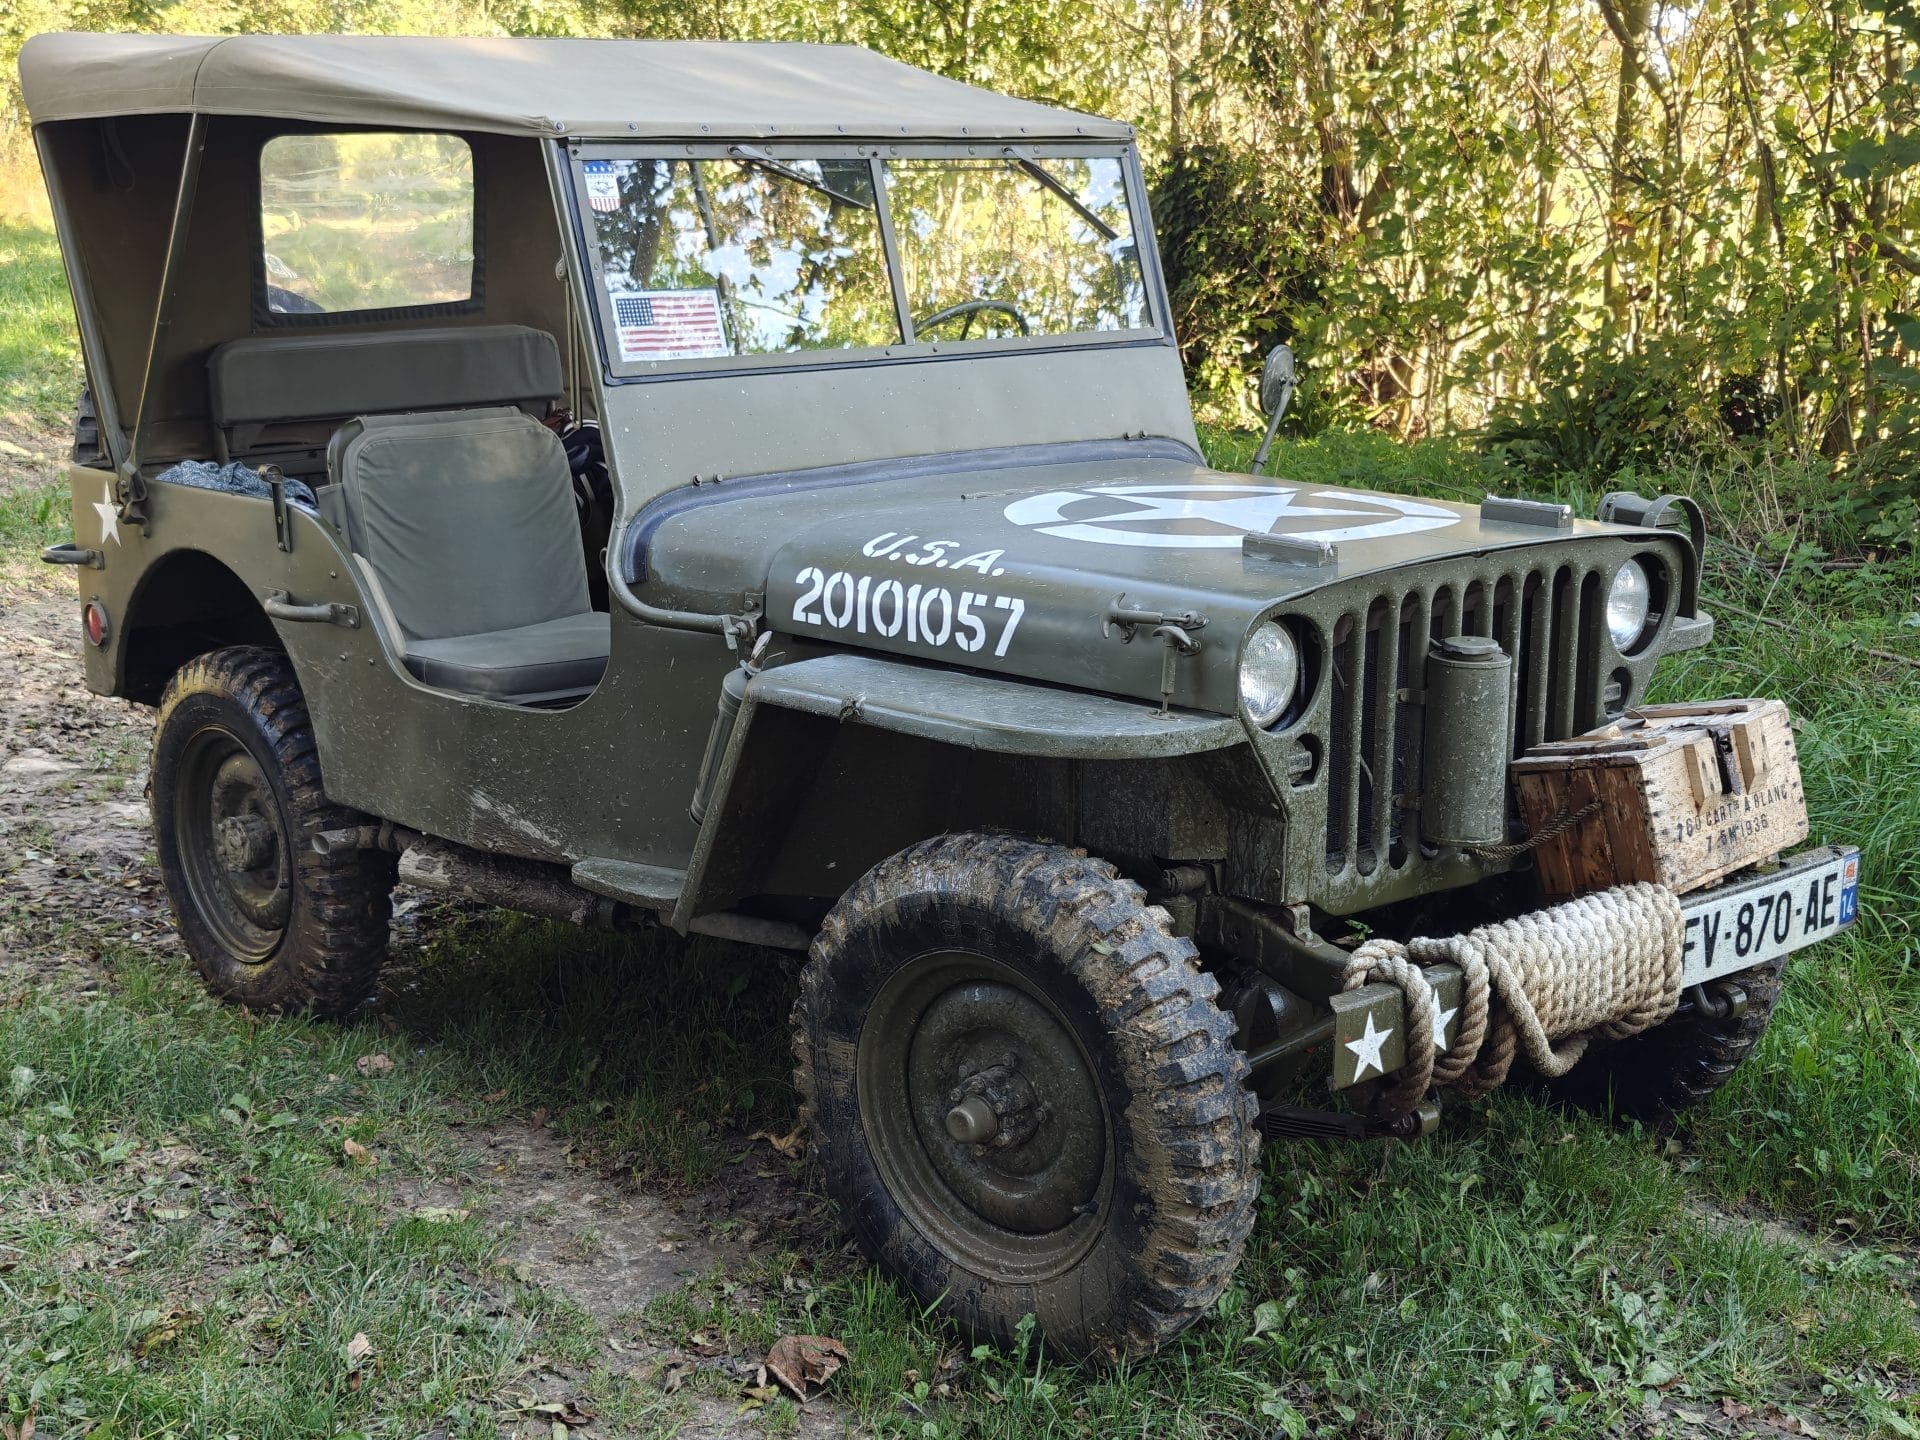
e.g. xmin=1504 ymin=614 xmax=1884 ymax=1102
xmin=564 ymin=139 xmax=1168 ymax=383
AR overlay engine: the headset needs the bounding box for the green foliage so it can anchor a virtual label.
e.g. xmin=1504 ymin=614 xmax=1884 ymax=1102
xmin=0 ymin=216 xmax=79 ymax=427
xmin=1151 ymin=144 xmax=1327 ymax=426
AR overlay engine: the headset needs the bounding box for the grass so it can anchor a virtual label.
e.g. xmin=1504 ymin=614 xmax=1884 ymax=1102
xmin=2 ymin=221 xmax=1917 ymax=1436
xmin=0 ymin=214 xmax=79 ymax=431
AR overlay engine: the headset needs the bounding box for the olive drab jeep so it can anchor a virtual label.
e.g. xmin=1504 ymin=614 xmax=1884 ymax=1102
xmin=22 ymin=32 xmax=1861 ymax=1363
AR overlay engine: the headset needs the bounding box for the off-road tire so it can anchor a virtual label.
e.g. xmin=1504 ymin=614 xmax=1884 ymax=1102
xmin=1546 ymin=955 xmax=1787 ymax=1122
xmin=151 ymin=646 xmax=394 ymax=1015
xmin=792 ymin=832 xmax=1260 ymax=1363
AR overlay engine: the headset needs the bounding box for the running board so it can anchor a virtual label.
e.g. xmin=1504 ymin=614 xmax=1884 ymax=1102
xmin=572 ymin=857 xmax=686 ymax=911
xmin=572 ymin=856 xmax=813 ymax=952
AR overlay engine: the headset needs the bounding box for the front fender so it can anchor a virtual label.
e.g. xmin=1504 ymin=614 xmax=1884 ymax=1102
xmin=746 ymin=653 xmax=1239 ymax=760
xmin=670 ymin=653 xmax=1242 ymax=928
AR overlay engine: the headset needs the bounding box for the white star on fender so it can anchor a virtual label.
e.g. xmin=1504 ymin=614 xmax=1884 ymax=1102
xmin=1345 ymin=1013 xmax=1393 ymax=1080
xmin=1432 ymin=1004 xmax=1459 ymax=1053
xmin=92 ymin=478 xmax=121 ymax=547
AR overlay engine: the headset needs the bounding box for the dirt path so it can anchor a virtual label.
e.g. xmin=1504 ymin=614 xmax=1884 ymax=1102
xmin=0 ymin=449 xmax=847 ymax=1436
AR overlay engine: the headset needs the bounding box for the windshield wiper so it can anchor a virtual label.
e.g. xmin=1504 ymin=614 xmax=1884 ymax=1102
xmin=726 ymin=146 xmax=875 ymax=211
xmin=1001 ymin=147 xmax=1121 ymax=242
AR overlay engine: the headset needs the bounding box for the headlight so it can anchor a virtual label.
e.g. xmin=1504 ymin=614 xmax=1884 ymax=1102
xmin=1607 ymin=559 xmax=1652 ymax=650
xmin=1240 ymin=622 xmax=1300 ymax=727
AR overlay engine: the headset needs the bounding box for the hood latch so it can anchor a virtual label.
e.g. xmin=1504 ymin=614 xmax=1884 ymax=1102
xmin=1103 ymin=596 xmax=1207 ymax=717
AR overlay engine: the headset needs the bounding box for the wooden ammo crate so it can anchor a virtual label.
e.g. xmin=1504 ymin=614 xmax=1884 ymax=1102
xmin=1511 ymin=699 xmax=1809 ymax=898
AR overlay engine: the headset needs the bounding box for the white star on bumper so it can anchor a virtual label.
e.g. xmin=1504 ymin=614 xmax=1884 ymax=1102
xmin=1432 ymin=1004 xmax=1459 ymax=1052
xmin=1345 ymin=1013 xmax=1393 ymax=1080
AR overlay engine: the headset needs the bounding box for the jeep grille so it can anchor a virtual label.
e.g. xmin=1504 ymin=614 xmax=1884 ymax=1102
xmin=1321 ymin=560 xmax=1610 ymax=878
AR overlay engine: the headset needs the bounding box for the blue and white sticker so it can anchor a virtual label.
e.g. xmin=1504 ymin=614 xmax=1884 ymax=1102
xmin=583 ymin=159 xmax=622 ymax=213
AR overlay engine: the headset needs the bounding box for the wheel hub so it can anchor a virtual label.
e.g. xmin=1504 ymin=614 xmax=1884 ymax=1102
xmin=214 ymin=813 xmax=275 ymax=872
xmin=944 ymin=1060 xmax=1043 ymax=1148
xmin=902 ymin=976 xmax=1105 ymax=1235
xmin=175 ymin=731 xmax=291 ymax=959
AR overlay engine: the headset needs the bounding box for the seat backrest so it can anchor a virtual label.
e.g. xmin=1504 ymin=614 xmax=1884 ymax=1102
xmin=208 ymin=325 xmax=563 ymax=453
xmin=330 ymin=408 xmax=589 ymax=644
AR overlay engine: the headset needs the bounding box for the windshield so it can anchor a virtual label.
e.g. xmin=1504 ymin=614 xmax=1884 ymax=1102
xmin=885 ymin=156 xmax=1146 ymax=341
xmin=580 ymin=156 xmax=899 ymax=362
xmin=576 ymin=148 xmax=1152 ymax=371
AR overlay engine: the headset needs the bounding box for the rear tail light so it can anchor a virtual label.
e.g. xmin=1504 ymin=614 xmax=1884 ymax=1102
xmin=84 ymin=599 xmax=109 ymax=647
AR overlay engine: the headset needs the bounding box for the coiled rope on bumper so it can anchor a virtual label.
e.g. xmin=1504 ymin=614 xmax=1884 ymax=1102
xmin=1341 ymin=882 xmax=1687 ymax=1118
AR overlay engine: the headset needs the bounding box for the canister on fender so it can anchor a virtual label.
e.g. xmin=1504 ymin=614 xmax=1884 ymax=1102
xmin=1421 ymin=634 xmax=1512 ymax=847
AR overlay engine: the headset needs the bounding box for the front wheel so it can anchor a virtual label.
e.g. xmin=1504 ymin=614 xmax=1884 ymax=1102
xmin=151 ymin=646 xmax=394 ymax=1015
xmin=792 ymin=833 xmax=1259 ymax=1363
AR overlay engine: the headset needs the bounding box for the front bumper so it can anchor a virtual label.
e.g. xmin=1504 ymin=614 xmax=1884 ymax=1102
xmin=1323 ymin=844 xmax=1860 ymax=1089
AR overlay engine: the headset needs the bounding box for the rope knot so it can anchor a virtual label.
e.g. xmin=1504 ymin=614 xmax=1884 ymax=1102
xmin=1335 ymin=884 xmax=1687 ymax=1118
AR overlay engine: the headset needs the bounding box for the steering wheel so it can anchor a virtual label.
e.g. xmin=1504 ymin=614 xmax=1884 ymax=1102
xmin=914 ymin=299 xmax=1032 ymax=339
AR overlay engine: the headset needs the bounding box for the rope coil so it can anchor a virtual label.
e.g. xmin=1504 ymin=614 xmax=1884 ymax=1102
xmin=1342 ymin=882 xmax=1686 ymax=1118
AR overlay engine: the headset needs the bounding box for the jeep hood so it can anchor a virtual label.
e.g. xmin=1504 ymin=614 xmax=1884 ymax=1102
xmin=632 ymin=442 xmax=1668 ymax=715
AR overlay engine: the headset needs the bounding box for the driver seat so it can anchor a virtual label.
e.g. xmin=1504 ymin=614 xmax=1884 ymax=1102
xmin=328 ymin=408 xmax=609 ymax=703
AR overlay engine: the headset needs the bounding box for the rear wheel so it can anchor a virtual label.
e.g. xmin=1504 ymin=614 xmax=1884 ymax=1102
xmin=152 ymin=647 xmax=393 ymax=1015
xmin=793 ymin=833 xmax=1259 ymax=1363
xmin=1545 ymin=957 xmax=1788 ymax=1121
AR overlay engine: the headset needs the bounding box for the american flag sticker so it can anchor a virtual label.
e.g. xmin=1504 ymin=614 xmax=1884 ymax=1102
xmin=612 ymin=289 xmax=729 ymax=361
xmin=583 ymin=160 xmax=621 ymax=213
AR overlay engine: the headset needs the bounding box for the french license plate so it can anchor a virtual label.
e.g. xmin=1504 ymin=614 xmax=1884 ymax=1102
xmin=1679 ymin=845 xmax=1860 ymax=986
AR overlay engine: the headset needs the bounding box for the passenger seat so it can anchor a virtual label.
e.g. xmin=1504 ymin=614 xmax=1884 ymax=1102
xmin=328 ymin=408 xmax=609 ymax=703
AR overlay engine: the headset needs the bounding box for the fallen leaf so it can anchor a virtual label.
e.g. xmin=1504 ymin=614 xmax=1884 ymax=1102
xmin=342 ymin=1138 xmax=375 ymax=1166
xmin=267 ymin=1235 xmax=292 ymax=1258
xmin=0 ymin=1404 xmax=34 ymax=1440
xmin=1721 ymin=1399 xmax=1753 ymax=1420
xmin=765 ymin=1334 xmax=849 ymax=1402
xmin=135 ymin=1308 xmax=198 ymax=1358
xmin=660 ymin=1358 xmax=696 ymax=1394
xmin=354 ymin=1053 xmax=394 ymax=1077
xmin=526 ymin=1400 xmax=595 ymax=1427
xmin=482 ymin=1089 xmax=508 ymax=1102
xmin=410 ymin=1205 xmax=470 ymax=1223
xmin=747 ymin=1126 xmax=807 ymax=1160
xmin=343 ymin=1330 xmax=374 ymax=1389
xmin=530 ymin=1106 xmax=549 ymax=1130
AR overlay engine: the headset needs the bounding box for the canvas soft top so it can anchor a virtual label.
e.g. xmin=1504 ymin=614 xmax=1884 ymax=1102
xmin=16 ymin=32 xmax=1130 ymax=141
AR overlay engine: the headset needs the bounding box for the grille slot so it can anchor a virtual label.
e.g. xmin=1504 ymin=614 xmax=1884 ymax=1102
xmin=1321 ymin=562 xmax=1605 ymax=876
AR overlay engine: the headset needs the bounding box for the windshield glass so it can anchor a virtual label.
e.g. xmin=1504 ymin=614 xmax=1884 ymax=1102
xmin=581 ymin=156 xmax=900 ymax=362
xmin=884 ymin=156 xmax=1147 ymax=341
xmin=576 ymin=148 xmax=1151 ymax=370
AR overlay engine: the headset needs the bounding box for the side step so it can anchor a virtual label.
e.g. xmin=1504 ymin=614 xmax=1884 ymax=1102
xmin=572 ymin=858 xmax=686 ymax=912
xmin=572 ymin=856 xmax=813 ymax=952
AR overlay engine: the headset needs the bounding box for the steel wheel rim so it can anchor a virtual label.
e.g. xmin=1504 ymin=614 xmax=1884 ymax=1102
xmin=857 ymin=949 xmax=1112 ymax=1284
xmin=174 ymin=726 xmax=290 ymax=963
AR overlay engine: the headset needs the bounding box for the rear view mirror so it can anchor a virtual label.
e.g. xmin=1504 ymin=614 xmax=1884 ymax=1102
xmin=1250 ymin=343 xmax=1298 ymax=476
xmin=1259 ymin=343 xmax=1296 ymax=416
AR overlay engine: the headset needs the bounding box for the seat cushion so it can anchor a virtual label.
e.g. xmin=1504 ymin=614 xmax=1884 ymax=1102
xmin=333 ymin=408 xmax=591 ymax=641
xmin=403 ymin=612 xmax=610 ymax=701
xmin=210 ymin=325 xmax=562 ymax=427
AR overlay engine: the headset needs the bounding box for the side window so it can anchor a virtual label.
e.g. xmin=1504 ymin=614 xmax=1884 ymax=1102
xmin=259 ymin=132 xmax=476 ymax=317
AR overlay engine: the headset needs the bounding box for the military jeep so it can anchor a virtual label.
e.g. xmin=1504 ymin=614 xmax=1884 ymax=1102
xmin=23 ymin=32 xmax=1859 ymax=1362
